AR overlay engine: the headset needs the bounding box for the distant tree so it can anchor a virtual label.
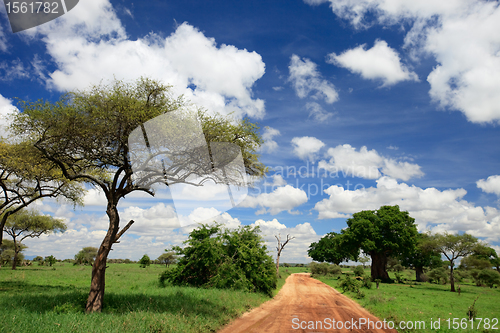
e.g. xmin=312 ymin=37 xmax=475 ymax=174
xmin=74 ymin=247 xmax=98 ymax=266
xmin=353 ymin=265 xmax=364 ymax=277
xmin=432 ymin=233 xmax=480 ymax=292
xmin=460 ymin=244 xmax=499 ymax=271
xmin=275 ymin=233 xmax=295 ymax=277
xmin=139 ymin=254 xmax=151 ymax=268
xmin=0 ymin=239 xmax=26 ymax=267
xmin=358 ymin=255 xmax=370 ymax=268
xmin=45 ymin=255 xmax=57 ymax=267
xmin=164 ymin=224 xmax=276 ymax=296
xmin=0 ymin=140 xmax=83 ymax=249
xmin=157 ymin=251 xmax=177 ymax=268
xmin=3 ymin=209 xmax=66 ymax=269
xmin=401 ymin=232 xmax=443 ymax=282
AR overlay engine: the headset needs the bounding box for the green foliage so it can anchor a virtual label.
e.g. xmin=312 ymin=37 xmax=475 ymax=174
xmin=467 ymin=296 xmax=479 ymax=320
xmin=309 ymin=262 xmax=342 ymax=276
xmin=44 ymin=255 xmax=57 ymax=267
xmin=353 ymin=265 xmax=365 ymax=277
xmin=157 ymin=251 xmax=177 ymax=268
xmin=394 ymin=272 xmax=405 ymax=284
xmin=311 ymin=205 xmax=418 ymax=282
xmin=74 ymin=247 xmax=98 ymax=265
xmin=428 ymin=267 xmax=449 ymax=284
xmin=162 ymin=224 xmax=277 ymax=296
xmin=471 ymin=269 xmax=500 ymax=287
xmin=308 ymin=231 xmax=355 ymax=264
xmin=339 ymin=275 xmax=361 ymax=293
xmin=139 ymin=254 xmax=151 ymax=268
xmin=0 ymin=239 xmax=25 ymax=266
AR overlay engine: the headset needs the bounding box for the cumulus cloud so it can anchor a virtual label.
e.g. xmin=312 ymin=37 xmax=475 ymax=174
xmin=0 ymin=94 xmax=17 ymax=138
xmin=240 ymin=185 xmax=308 ymax=215
xmin=288 ymin=54 xmax=339 ymax=104
xmin=314 ymin=176 xmax=500 ymax=243
xmin=251 ymin=218 xmax=321 ymax=263
xmin=305 ymin=0 xmax=500 ymax=123
xmin=318 ymin=144 xmax=423 ymax=181
xmin=261 ymin=126 xmax=281 ymax=153
xmin=477 ymin=175 xmax=500 ymax=196
xmin=328 ymin=40 xmax=418 ymax=86
xmin=23 ymin=1 xmax=265 ymax=119
xmin=291 ymin=136 xmax=325 ymax=162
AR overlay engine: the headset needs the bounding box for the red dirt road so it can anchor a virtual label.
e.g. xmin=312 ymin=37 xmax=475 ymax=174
xmin=218 ymin=273 xmax=397 ymax=333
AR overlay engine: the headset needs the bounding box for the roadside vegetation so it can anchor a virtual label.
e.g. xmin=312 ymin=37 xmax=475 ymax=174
xmin=311 ymin=263 xmax=500 ymax=333
xmin=0 ymin=263 xmax=294 ymax=333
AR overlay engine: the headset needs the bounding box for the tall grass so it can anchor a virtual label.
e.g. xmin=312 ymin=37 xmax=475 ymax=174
xmin=0 ymin=263 xmax=284 ymax=333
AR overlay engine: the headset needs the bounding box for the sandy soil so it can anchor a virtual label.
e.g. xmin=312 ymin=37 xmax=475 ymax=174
xmin=217 ymin=273 xmax=398 ymax=333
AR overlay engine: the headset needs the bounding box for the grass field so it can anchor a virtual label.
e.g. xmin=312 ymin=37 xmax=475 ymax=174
xmin=315 ymin=268 xmax=500 ymax=333
xmin=0 ymin=263 xmax=296 ymax=333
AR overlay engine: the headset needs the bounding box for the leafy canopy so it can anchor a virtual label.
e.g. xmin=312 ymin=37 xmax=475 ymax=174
xmin=164 ymin=224 xmax=277 ymax=296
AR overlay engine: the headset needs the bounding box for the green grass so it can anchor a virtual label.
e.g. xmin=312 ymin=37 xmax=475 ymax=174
xmin=315 ymin=269 xmax=500 ymax=333
xmin=0 ymin=263 xmax=289 ymax=333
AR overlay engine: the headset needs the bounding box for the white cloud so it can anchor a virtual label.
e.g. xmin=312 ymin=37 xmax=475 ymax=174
xmin=328 ymin=40 xmax=418 ymax=86
xmin=261 ymin=126 xmax=281 ymax=153
xmin=24 ymin=1 xmax=265 ymax=119
xmin=251 ymin=218 xmax=321 ymax=263
xmin=240 ymin=185 xmax=308 ymax=215
xmin=288 ymin=54 xmax=339 ymax=104
xmin=291 ymin=136 xmax=325 ymax=162
xmin=305 ymin=0 xmax=500 ymax=123
xmin=477 ymin=175 xmax=500 ymax=196
xmin=0 ymin=94 xmax=18 ymax=138
xmin=306 ymin=102 xmax=334 ymax=122
xmin=318 ymin=144 xmax=423 ymax=181
xmin=314 ymin=176 xmax=500 ymax=243
xmin=270 ymin=174 xmax=287 ymax=187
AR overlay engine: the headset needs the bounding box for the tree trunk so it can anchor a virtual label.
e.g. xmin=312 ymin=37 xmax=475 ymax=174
xmin=370 ymin=252 xmax=390 ymax=282
xmin=276 ymin=254 xmax=280 ymax=277
xmin=12 ymin=238 xmax=19 ymax=270
xmin=415 ymin=266 xmax=424 ymax=282
xmin=85 ymin=205 xmax=119 ymax=313
xmin=449 ymin=261 xmax=455 ymax=292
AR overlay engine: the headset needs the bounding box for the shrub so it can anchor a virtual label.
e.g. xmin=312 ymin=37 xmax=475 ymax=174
xmin=353 ymin=265 xmax=364 ymax=277
xmin=428 ymin=267 xmax=448 ymax=284
xmin=472 ymin=269 xmax=500 ymax=287
xmin=328 ymin=264 xmax=342 ymax=276
xmin=162 ymin=224 xmax=277 ymax=296
xmin=139 ymin=254 xmax=151 ymax=268
xmin=362 ymin=278 xmax=372 ymax=289
xmin=339 ymin=275 xmax=361 ymax=293
xmin=394 ymin=272 xmax=404 ymax=284
xmin=44 ymin=255 xmax=57 ymax=267
xmin=393 ymin=263 xmax=404 ymax=272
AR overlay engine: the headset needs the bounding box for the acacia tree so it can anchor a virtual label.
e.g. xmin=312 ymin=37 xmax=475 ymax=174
xmin=275 ymin=233 xmax=294 ymax=276
xmin=432 ymin=232 xmax=480 ymax=292
xmin=3 ymin=208 xmax=66 ymax=269
xmin=0 ymin=141 xmax=82 ymax=248
xmin=12 ymin=77 xmax=266 ymax=313
xmin=157 ymin=251 xmax=177 ymax=268
xmin=74 ymin=247 xmax=98 ymax=265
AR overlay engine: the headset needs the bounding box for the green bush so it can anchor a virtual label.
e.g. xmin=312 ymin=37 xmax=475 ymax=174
xmin=162 ymin=224 xmax=277 ymax=296
xmin=353 ymin=265 xmax=364 ymax=277
xmin=471 ymin=269 xmax=500 ymax=287
xmin=339 ymin=275 xmax=361 ymax=293
xmin=428 ymin=267 xmax=448 ymax=284
xmin=139 ymin=254 xmax=151 ymax=268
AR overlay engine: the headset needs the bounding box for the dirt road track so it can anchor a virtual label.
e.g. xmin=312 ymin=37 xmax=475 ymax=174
xmin=217 ymin=273 xmax=397 ymax=333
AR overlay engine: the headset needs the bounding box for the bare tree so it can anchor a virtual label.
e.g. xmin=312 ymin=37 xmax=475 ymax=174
xmin=275 ymin=233 xmax=295 ymax=277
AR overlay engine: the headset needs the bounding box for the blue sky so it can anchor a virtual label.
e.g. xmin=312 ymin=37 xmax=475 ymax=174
xmin=1 ymin=0 xmax=500 ymax=262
